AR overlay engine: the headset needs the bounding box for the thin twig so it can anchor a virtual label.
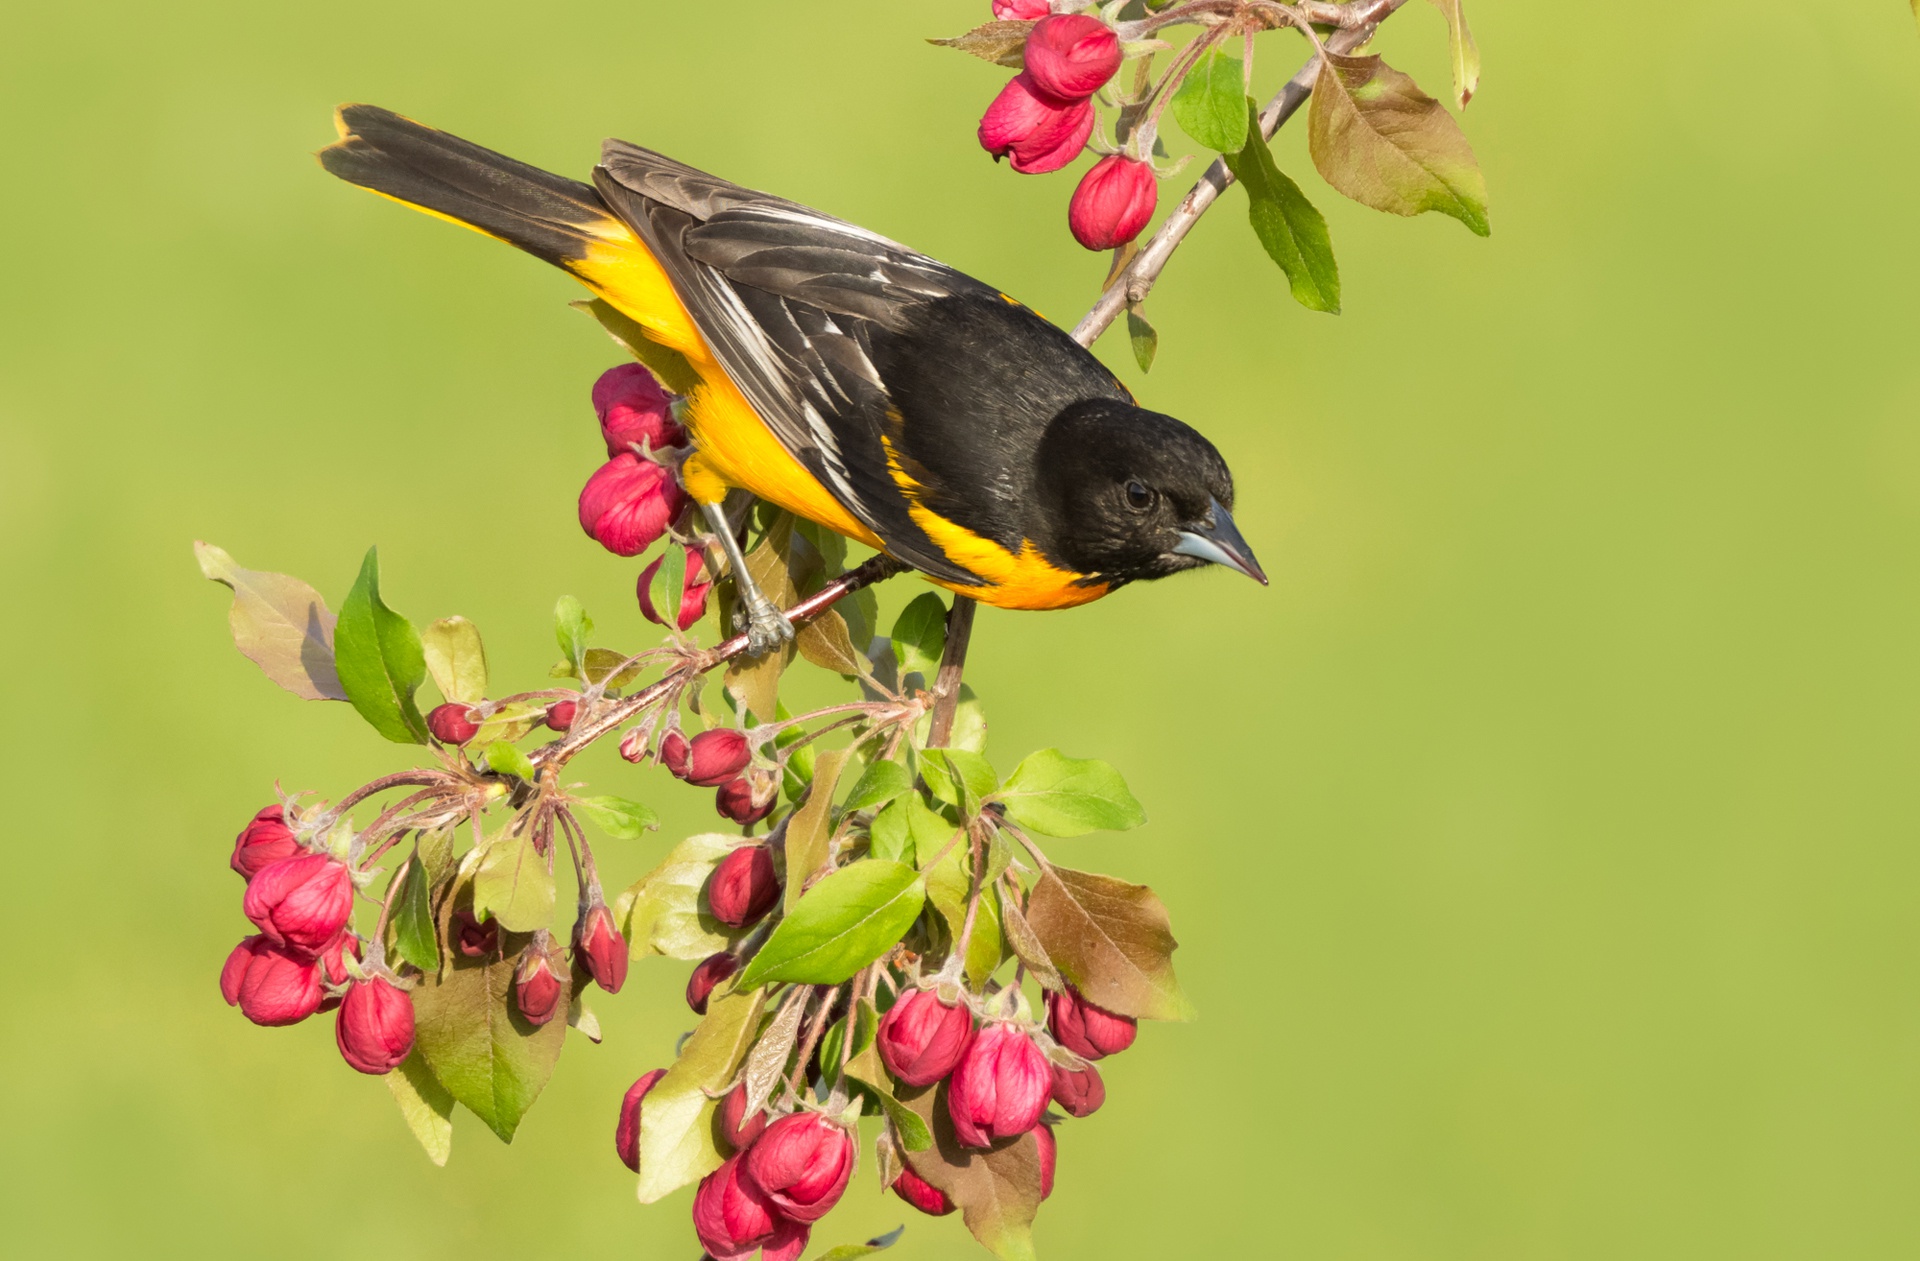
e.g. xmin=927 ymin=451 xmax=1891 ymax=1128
xmin=925 ymin=596 xmax=978 ymax=750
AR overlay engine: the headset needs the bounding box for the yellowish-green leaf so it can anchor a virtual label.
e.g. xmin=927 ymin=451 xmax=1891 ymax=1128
xmin=194 ymin=541 xmax=347 ymax=701
xmin=421 ymin=615 xmax=487 ymax=704
xmin=387 ymin=1049 xmax=454 ymax=1166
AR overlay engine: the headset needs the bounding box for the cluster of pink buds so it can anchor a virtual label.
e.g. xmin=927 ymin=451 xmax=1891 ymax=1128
xmin=684 ymin=843 xmax=779 ymax=1014
xmin=976 ymin=7 xmax=1158 ymax=251
xmin=651 ymin=727 xmax=777 ymax=828
xmin=218 ymin=805 xmax=416 ymax=1074
xmin=579 ymin=364 xmax=691 ymax=557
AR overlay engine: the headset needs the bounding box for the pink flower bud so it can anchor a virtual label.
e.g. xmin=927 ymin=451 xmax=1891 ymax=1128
xmin=686 ymin=951 xmax=740 ymax=1015
xmin=1024 ymin=15 xmax=1121 ymax=100
xmin=619 ymin=728 xmax=649 ymax=763
xmin=638 ymin=546 xmax=714 ymax=632
xmin=426 ymin=702 xmax=480 ymax=745
xmin=714 ymin=776 xmax=776 ymax=827
xmin=693 ymin=1155 xmax=781 ymax=1260
xmin=678 ymin=728 xmax=752 ymax=787
xmin=893 ymin=1162 xmax=956 ymax=1216
xmin=744 ymin=1112 xmax=855 ymax=1223
xmin=592 ymin=362 xmax=685 ymax=457
xmin=993 ymin=0 xmax=1050 ymax=17
xmin=947 ymin=1022 xmax=1051 ymax=1148
xmin=878 ymin=988 xmax=976 ymax=1087
xmin=978 ymin=73 xmax=1096 ymax=175
xmin=544 ymin=699 xmax=578 ymax=732
xmin=223 ymin=934 xmax=325 ymax=1026
xmin=717 ymin=1081 xmax=768 ymax=1151
xmin=1049 ymin=1060 xmax=1105 ymax=1117
xmin=659 ymin=728 xmax=691 ymax=777
xmin=243 ymin=853 xmax=354 ymax=955
xmin=1036 ymin=1120 xmax=1057 ymax=1200
xmin=616 ymin=1068 xmax=667 ymax=1172
xmin=453 ymin=909 xmax=498 ymax=959
xmin=1046 ymin=985 xmax=1137 ymax=1060
xmin=1069 ymin=155 xmax=1158 ymax=251
xmin=515 ymin=946 xmax=565 ymax=1026
xmin=708 ymin=844 xmax=779 ymax=927
xmin=574 ymin=902 xmax=628 ymax=994
xmin=335 ymin=975 xmax=415 ymax=1074
xmin=578 ymin=453 xmax=687 ymax=557
xmin=230 ymin=805 xmax=300 ymax=880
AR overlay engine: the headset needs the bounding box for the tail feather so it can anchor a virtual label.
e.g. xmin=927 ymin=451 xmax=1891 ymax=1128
xmin=319 ymin=104 xmax=614 ymax=269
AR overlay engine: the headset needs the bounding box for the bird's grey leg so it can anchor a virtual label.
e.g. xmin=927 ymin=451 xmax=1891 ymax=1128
xmin=698 ymin=499 xmax=794 ymax=657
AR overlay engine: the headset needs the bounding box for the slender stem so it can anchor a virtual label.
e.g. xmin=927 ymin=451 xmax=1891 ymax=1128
xmin=926 ymin=596 xmax=978 ymax=750
xmin=788 ymin=986 xmax=838 ymax=1096
xmin=953 ymin=823 xmax=989 ymax=964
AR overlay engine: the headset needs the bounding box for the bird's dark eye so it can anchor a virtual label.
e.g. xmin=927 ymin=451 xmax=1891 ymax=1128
xmin=1125 ymin=480 xmax=1153 ymax=511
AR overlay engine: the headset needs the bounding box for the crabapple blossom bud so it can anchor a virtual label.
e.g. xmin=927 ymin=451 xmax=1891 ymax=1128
xmin=1023 ymin=15 xmax=1122 ymax=100
xmin=592 ymin=362 xmax=684 ymax=457
xmin=686 ymin=951 xmax=740 ymax=1016
xmin=514 ymin=946 xmax=565 ymax=1026
xmin=544 ymin=699 xmax=577 ymax=732
xmin=453 ymin=909 xmax=498 ymax=958
xmin=1046 ymin=985 xmax=1137 ymax=1060
xmin=978 ymin=73 xmax=1096 ymax=175
xmin=243 ymin=853 xmax=354 ymax=955
xmin=892 ymin=1162 xmax=956 ymax=1216
xmin=717 ymin=1081 xmax=768 ymax=1151
xmin=1049 ymin=1060 xmax=1105 ymax=1117
xmin=708 ymin=844 xmax=779 ymax=927
xmin=223 ymin=935 xmax=325 ymax=1026
xmin=230 ymin=805 xmax=300 ymax=880
xmin=714 ymin=776 xmax=775 ymax=827
xmin=744 ymin=1112 xmax=855 ymax=1223
xmin=638 ymin=546 xmax=714 ymax=632
xmin=574 ymin=901 xmax=628 ymax=994
xmin=692 ymin=1155 xmax=781 ymax=1260
xmin=619 ymin=727 xmax=649 ymax=763
xmin=1036 ymin=1121 xmax=1057 ymax=1200
xmin=1069 ymin=155 xmax=1158 ymax=251
xmin=680 ymin=729 xmax=751 ymax=787
xmin=615 ymin=1068 xmax=667 ymax=1173
xmin=578 ymin=453 xmax=687 ymax=557
xmin=878 ymin=988 xmax=976 ymax=1087
xmin=993 ymin=0 xmax=1050 ymax=17
xmin=659 ymin=728 xmax=691 ymax=777
xmin=335 ymin=975 xmax=415 ymax=1074
xmin=947 ymin=1022 xmax=1052 ymax=1148
xmin=426 ymin=702 xmax=481 ymax=745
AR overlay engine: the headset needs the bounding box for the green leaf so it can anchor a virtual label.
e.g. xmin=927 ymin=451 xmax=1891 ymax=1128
xmin=333 ymin=546 xmax=429 ymax=743
xmin=926 ymin=750 xmax=997 ymax=819
xmin=635 ymin=987 xmax=767 ymax=1202
xmin=891 ymin=593 xmax=948 ymax=682
xmin=846 ymin=758 xmax=913 ymax=814
xmin=904 ymin=793 xmax=962 ymax=869
xmin=411 ymin=948 xmax=568 ymax=1141
xmin=813 ymin=1227 xmax=907 ymax=1261
xmin=661 ymin=544 xmax=688 ymax=630
xmin=994 ymin=749 xmax=1146 ymax=837
xmin=387 ymin=1048 xmax=454 ymax=1166
xmin=1307 ymin=52 xmax=1490 ymax=236
xmin=390 ymin=856 xmax=438 ymax=973
xmin=194 ymin=541 xmax=347 ymax=701
xmin=928 ymin=19 xmax=1034 ymax=68
xmin=843 ymin=998 xmax=933 ymax=1152
xmin=617 ymin=833 xmax=753 ymax=961
xmin=1025 ymin=865 xmax=1194 ymax=1021
xmin=899 ymin=1084 xmax=1044 ymax=1261
xmin=482 ymin=741 xmax=536 ymax=781
xmin=1222 ymin=100 xmax=1340 ymax=314
xmin=473 ymin=830 xmax=555 ymax=933
xmin=912 ymin=682 xmax=987 ymax=754
xmin=421 ymin=615 xmax=488 ymax=705
xmin=1427 ymin=0 xmax=1481 ymax=107
xmin=1125 ymin=308 xmax=1159 ymax=373
xmin=573 ymin=647 xmax=645 ymax=689
xmin=740 ymin=860 xmax=926 ymax=987
xmin=926 ymin=841 xmax=1004 ymax=990
xmin=573 ymin=795 xmax=659 ymax=840
xmin=470 ymin=700 xmax=547 ymax=750
xmin=869 ymin=799 xmax=911 ymax=864
xmin=553 ymin=595 xmax=591 ymax=674
xmin=1172 ymin=48 xmax=1249 ymax=152
xmin=784 ymin=747 xmax=851 ymax=912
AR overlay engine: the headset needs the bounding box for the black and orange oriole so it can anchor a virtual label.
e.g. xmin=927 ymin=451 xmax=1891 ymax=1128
xmin=319 ymin=105 xmax=1265 ymax=651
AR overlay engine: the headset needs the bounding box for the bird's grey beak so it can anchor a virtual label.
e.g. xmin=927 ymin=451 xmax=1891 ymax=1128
xmin=1173 ymin=497 xmax=1268 ymax=585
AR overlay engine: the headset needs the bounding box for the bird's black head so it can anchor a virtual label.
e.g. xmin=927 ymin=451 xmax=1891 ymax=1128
xmin=1033 ymin=398 xmax=1267 ymax=588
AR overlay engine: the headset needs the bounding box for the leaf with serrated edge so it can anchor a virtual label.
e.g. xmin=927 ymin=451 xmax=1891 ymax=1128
xmin=783 ymin=747 xmax=851 ymax=912
xmin=1223 ymin=100 xmax=1340 ymax=314
xmin=619 ymin=833 xmax=754 ymax=960
xmin=473 ymin=830 xmax=554 ymax=933
xmin=411 ymin=948 xmax=568 ymax=1141
xmin=1025 ymin=866 xmax=1194 ymax=1022
xmin=636 ymin=987 xmax=767 ymax=1203
xmin=742 ymin=861 xmax=925 ymax=987
xmin=387 ymin=1048 xmax=454 ymax=1165
xmin=194 ymin=542 xmax=347 ymax=701
xmin=1427 ymin=0 xmax=1481 ymax=107
xmin=421 ymin=615 xmax=487 ymax=705
xmin=900 ymin=1083 xmax=1042 ymax=1261
xmin=743 ymin=988 xmax=810 ymax=1115
xmin=391 ymin=857 xmax=439 ymax=972
xmin=928 ymin=19 xmax=1034 ymax=68
xmin=995 ymin=749 xmax=1146 ymax=837
xmin=1172 ymin=48 xmax=1249 ymax=152
xmin=890 ymin=593 xmax=948 ymax=682
xmin=798 ymin=607 xmax=867 ymax=676
xmin=997 ymin=883 xmax=1063 ymax=992
xmin=845 ymin=759 xmax=912 ymax=814
xmin=1308 ymin=52 xmax=1489 ymax=236
xmin=574 ymin=795 xmax=659 ymax=840
xmin=333 ymin=546 xmax=429 ymax=743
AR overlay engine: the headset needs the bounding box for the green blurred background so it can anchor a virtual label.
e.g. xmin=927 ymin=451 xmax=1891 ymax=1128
xmin=5 ymin=0 xmax=1918 ymax=1256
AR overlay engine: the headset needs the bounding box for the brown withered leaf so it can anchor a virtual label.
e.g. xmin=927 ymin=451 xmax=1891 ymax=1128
xmin=1025 ymin=866 xmax=1195 ymax=1022
xmin=928 ymin=19 xmax=1034 ymax=69
xmin=797 ymin=607 xmax=867 ymax=677
xmin=725 ymin=514 xmax=806 ymax=719
xmin=900 ymin=1082 xmax=1043 ymax=1261
xmin=996 ymin=883 xmax=1063 ymax=992
xmin=194 ymin=542 xmax=346 ymax=701
xmin=783 ymin=747 xmax=851 ymax=912
xmin=1307 ymin=53 xmax=1489 ymax=236
xmin=742 ymin=986 xmax=810 ymax=1116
